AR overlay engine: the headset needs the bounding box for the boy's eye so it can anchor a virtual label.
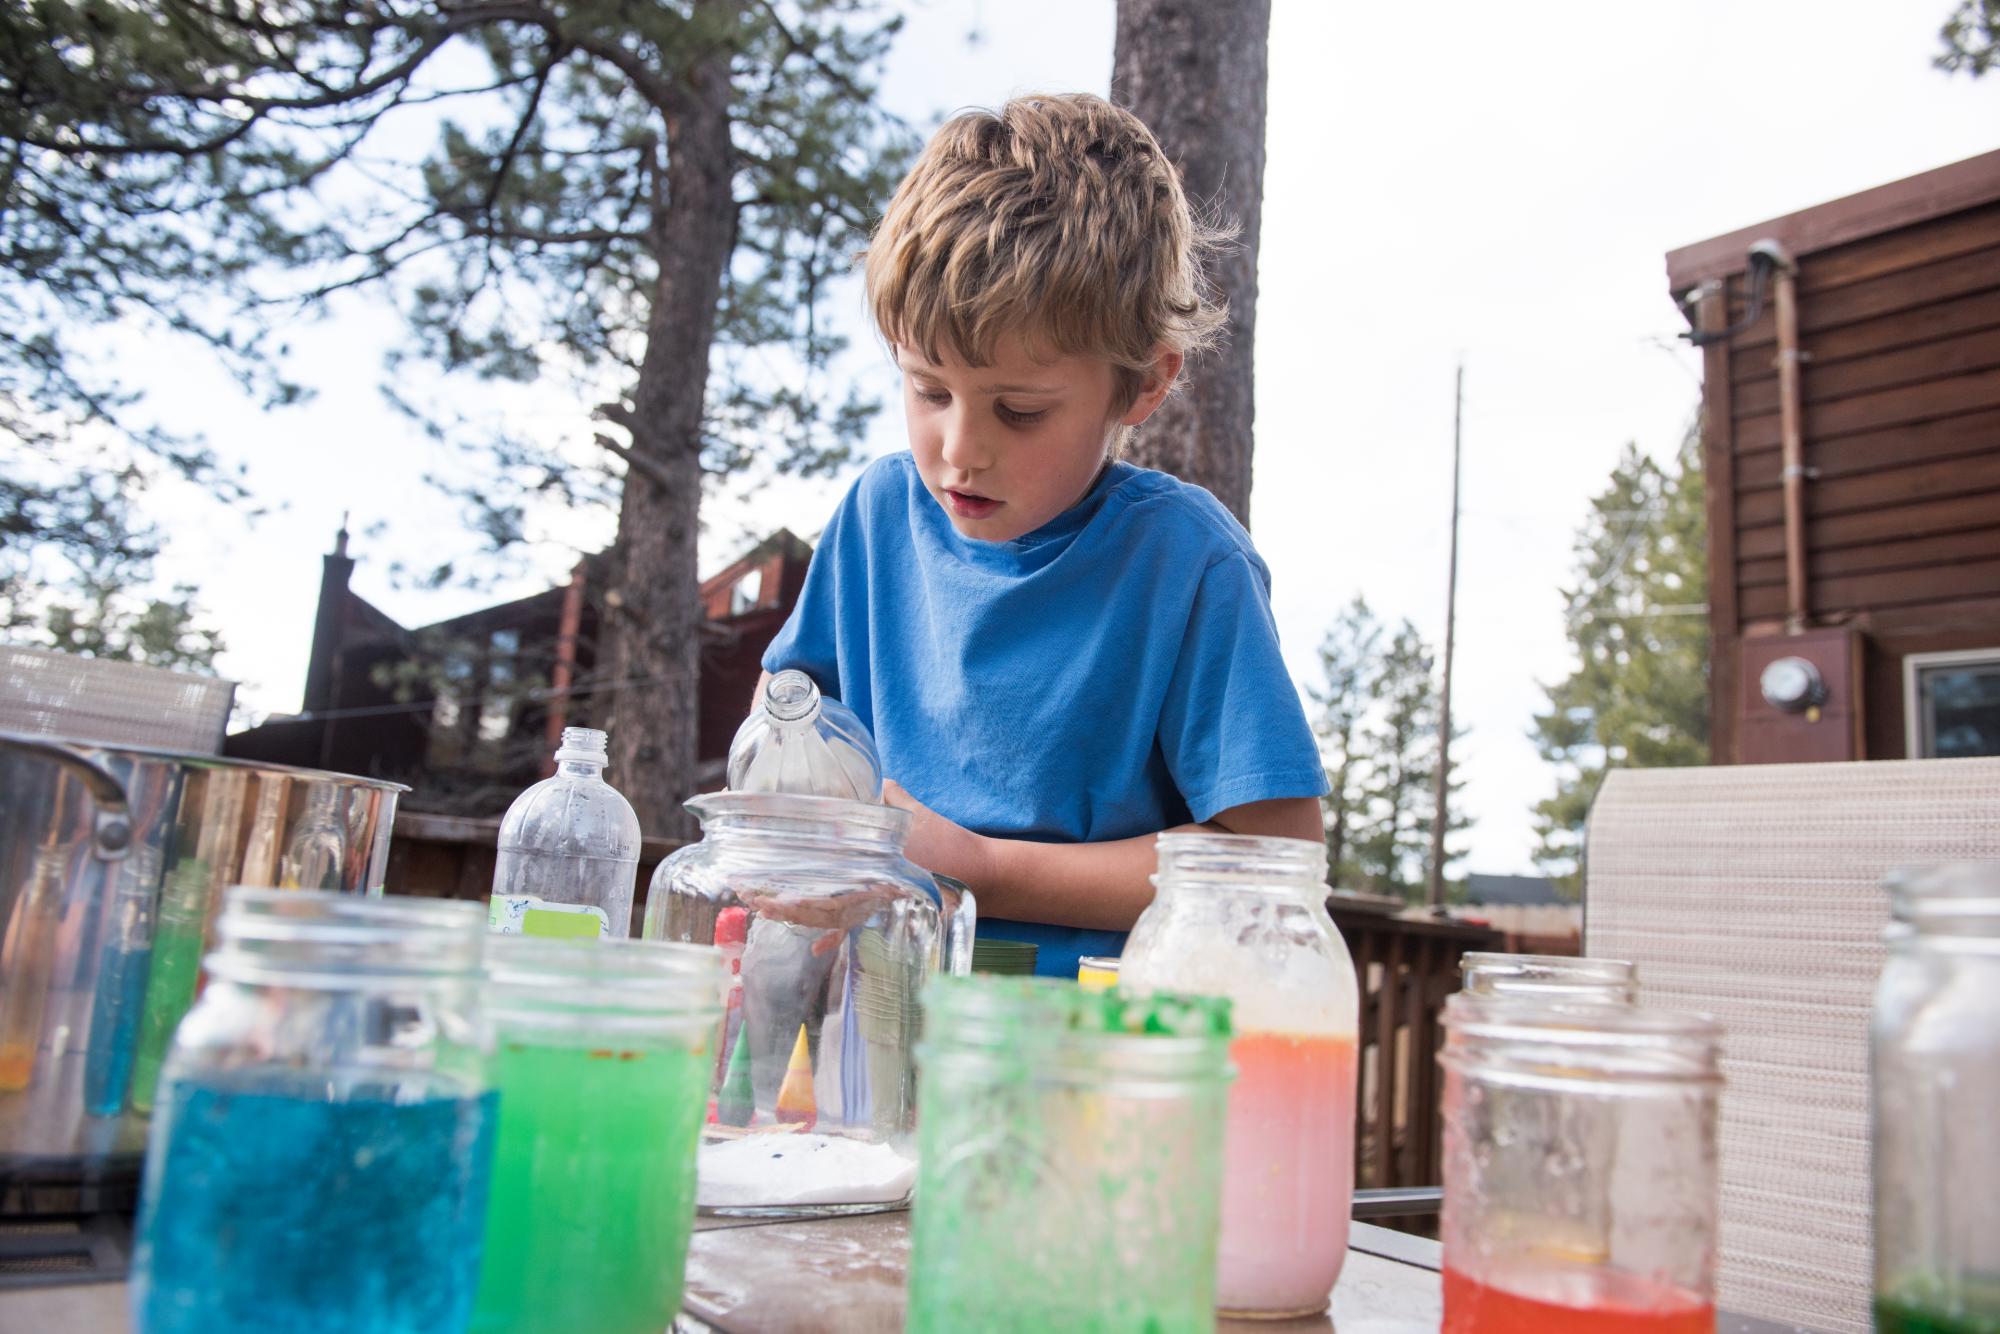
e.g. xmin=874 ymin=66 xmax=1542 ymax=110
xmin=997 ymin=403 xmax=1047 ymax=426
xmin=914 ymin=387 xmax=951 ymax=406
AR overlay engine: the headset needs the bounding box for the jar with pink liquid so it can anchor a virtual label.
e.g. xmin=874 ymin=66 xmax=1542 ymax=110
xmin=1119 ymin=833 xmax=1360 ymax=1318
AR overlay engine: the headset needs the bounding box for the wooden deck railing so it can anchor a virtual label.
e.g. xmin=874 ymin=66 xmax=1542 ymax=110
xmin=1330 ymin=904 xmax=1499 ymax=1200
xmin=389 ymin=819 xmax=1494 ymax=1204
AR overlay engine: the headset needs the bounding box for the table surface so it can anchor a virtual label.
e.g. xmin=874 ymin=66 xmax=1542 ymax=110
xmin=0 ymin=1210 xmax=1831 ymax=1333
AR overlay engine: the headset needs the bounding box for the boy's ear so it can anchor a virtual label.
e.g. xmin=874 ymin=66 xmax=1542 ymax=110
xmin=1118 ymin=348 xmax=1184 ymax=427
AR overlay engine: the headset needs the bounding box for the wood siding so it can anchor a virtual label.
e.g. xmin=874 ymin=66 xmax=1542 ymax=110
xmin=1668 ymin=152 xmax=2000 ymax=763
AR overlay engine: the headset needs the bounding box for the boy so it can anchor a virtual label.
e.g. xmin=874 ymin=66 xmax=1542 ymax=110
xmin=761 ymin=93 xmax=1326 ymax=977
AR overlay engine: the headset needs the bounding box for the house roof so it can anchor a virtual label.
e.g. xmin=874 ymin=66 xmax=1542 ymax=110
xmin=1665 ymin=148 xmax=2000 ymax=294
xmin=1462 ymin=873 xmax=1564 ymax=907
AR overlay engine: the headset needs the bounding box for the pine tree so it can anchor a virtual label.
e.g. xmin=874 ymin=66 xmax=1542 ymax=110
xmin=1530 ymin=430 xmax=1709 ymax=895
xmin=1309 ymin=595 xmax=1382 ymax=883
xmin=2 ymin=1 xmax=910 ymax=830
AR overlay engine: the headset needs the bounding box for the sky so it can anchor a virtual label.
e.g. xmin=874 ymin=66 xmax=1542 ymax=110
xmin=109 ymin=0 xmax=1998 ymax=875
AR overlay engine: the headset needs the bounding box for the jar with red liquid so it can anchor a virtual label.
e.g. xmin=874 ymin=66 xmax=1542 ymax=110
xmin=1439 ymin=993 xmax=1722 ymax=1334
xmin=1119 ymin=833 xmax=1359 ymax=1318
xmin=1873 ymin=863 xmax=2000 ymax=1333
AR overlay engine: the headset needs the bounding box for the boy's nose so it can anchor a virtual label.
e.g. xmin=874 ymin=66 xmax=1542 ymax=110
xmin=938 ymin=414 xmax=993 ymax=474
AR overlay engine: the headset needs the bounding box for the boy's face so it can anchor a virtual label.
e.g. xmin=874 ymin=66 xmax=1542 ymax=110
xmin=897 ymin=335 xmax=1177 ymax=543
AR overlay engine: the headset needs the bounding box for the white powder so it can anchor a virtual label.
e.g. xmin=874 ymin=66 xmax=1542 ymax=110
xmin=697 ymin=1132 xmax=916 ymax=1209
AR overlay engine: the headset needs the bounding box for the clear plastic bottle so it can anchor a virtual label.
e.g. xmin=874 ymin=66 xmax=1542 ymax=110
xmin=728 ymin=670 xmax=882 ymax=802
xmin=490 ymin=728 xmax=641 ymax=940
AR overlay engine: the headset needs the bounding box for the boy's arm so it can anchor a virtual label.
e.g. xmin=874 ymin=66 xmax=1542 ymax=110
xmin=885 ymin=781 xmax=1323 ymax=932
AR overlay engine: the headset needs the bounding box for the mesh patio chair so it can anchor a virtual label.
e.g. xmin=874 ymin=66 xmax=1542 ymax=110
xmin=0 ymin=645 xmax=236 ymax=754
xmin=1584 ymin=757 xmax=2000 ymax=1334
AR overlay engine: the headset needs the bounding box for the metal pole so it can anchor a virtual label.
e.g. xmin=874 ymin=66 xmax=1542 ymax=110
xmin=1427 ymin=364 xmax=1463 ymax=910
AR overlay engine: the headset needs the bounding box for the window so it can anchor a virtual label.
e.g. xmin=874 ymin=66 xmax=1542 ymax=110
xmin=729 ymin=567 xmax=766 ymax=616
xmin=1905 ymin=649 xmax=2000 ymax=759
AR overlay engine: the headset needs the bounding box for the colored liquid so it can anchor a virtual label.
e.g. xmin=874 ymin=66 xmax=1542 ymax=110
xmin=1443 ymin=1264 xmax=1714 ymax=1334
xmin=1217 ymin=1031 xmax=1357 ymax=1314
xmin=1877 ymin=1289 xmax=2000 ymax=1333
xmin=128 ymin=914 xmax=206 ymax=1113
xmin=84 ymin=942 xmax=152 ymax=1117
xmin=471 ymin=1038 xmax=708 ymax=1334
xmin=134 ymin=1074 xmax=496 ymax=1334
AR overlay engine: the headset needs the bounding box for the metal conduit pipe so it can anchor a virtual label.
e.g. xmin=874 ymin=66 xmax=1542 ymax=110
xmin=1754 ymin=238 xmax=1810 ymax=632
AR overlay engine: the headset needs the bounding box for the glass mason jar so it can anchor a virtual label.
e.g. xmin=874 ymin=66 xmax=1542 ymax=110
xmin=1873 ymin=862 xmax=2000 ymax=1332
xmin=1439 ymin=993 xmax=1722 ymax=1332
xmin=470 ymin=935 xmax=724 ymax=1334
xmin=132 ymin=889 xmax=495 ymax=1334
xmin=640 ymin=791 xmax=973 ymax=1214
xmin=908 ymin=977 xmax=1234 ymax=1334
xmin=1119 ymin=832 xmax=1360 ymax=1317
xmin=1461 ymin=952 xmax=1638 ymax=1005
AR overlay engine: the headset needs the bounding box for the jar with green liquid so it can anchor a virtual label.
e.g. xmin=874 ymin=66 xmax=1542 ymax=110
xmin=908 ymin=977 xmax=1233 ymax=1334
xmin=470 ymin=934 xmax=725 ymax=1334
xmin=1874 ymin=863 xmax=2000 ymax=1334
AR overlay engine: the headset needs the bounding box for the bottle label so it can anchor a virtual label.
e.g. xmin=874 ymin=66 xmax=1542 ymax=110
xmin=488 ymin=895 xmax=610 ymax=940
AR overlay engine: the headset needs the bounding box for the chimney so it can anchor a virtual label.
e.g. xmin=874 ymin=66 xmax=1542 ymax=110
xmin=302 ymin=514 xmax=355 ymax=718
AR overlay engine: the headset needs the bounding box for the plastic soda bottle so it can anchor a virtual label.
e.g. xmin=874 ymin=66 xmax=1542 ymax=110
xmin=490 ymin=727 xmax=641 ymax=939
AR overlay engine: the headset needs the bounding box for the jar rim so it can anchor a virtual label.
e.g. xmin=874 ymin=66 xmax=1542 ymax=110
xmin=1154 ymin=831 xmax=1327 ymax=889
xmin=1441 ymin=992 xmax=1722 ymax=1086
xmin=1460 ymin=953 xmax=1637 ymax=1003
xmin=1887 ymin=861 xmax=2000 ymax=926
xmin=920 ymin=975 xmax=1232 ymax=1083
xmin=484 ymin=935 xmax=725 ymax=1015
xmin=686 ymin=790 xmax=910 ymax=840
xmin=207 ymin=888 xmax=485 ymax=987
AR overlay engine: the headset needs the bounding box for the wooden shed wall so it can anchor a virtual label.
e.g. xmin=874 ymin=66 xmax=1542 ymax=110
xmin=1669 ymin=152 xmax=2000 ymax=763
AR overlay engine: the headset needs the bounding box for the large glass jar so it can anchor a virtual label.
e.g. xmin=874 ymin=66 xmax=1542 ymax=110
xmin=1461 ymin=952 xmax=1637 ymax=1005
xmin=132 ymin=889 xmax=495 ymax=1334
xmin=1873 ymin=862 xmax=2000 ymax=1332
xmin=1119 ymin=832 xmax=1359 ymax=1318
xmin=908 ymin=977 xmax=1234 ymax=1333
xmin=471 ymin=935 xmax=724 ymax=1334
xmin=1439 ymin=993 xmax=1722 ymax=1332
xmin=640 ymin=791 xmax=973 ymax=1214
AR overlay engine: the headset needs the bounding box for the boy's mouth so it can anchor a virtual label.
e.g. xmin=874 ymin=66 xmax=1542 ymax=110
xmin=944 ymin=488 xmax=1000 ymax=520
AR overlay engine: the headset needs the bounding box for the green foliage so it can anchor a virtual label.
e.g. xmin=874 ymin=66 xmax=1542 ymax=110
xmin=1938 ymin=0 xmax=2000 ymax=76
xmin=1309 ymin=597 xmax=1467 ymax=901
xmin=2 ymin=0 xmax=912 ymax=557
xmin=1 ymin=455 xmax=224 ymax=671
xmin=1530 ymin=430 xmax=1709 ymax=896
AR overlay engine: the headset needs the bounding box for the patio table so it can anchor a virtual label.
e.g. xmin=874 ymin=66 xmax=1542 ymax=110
xmin=0 ymin=1210 xmax=1834 ymax=1332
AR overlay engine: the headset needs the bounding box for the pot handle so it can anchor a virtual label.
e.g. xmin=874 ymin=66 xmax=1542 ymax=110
xmin=0 ymin=735 xmax=134 ymax=861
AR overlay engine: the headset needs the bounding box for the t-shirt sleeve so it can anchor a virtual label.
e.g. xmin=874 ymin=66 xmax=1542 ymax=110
xmin=760 ymin=482 xmax=858 ymax=700
xmin=1156 ymin=552 xmax=1330 ymax=823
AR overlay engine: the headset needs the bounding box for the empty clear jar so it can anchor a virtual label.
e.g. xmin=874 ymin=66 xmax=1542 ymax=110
xmin=470 ymin=936 xmax=724 ymax=1334
xmin=1439 ymin=993 xmax=1721 ymax=1332
xmin=1461 ymin=953 xmax=1637 ymax=1005
xmin=133 ymin=889 xmax=495 ymax=1334
xmin=641 ymin=791 xmax=973 ymax=1214
xmin=908 ymin=978 xmax=1234 ymax=1333
xmin=1873 ymin=863 xmax=2000 ymax=1332
xmin=491 ymin=727 xmax=641 ymax=939
xmin=1120 ymin=832 xmax=1359 ymax=1317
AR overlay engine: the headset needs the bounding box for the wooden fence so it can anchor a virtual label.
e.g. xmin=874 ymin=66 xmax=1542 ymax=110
xmin=1330 ymin=905 xmax=1499 ymax=1201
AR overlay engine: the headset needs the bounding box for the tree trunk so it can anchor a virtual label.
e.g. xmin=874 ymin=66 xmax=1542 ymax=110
xmin=602 ymin=7 xmax=740 ymax=840
xmin=1111 ymin=0 xmax=1272 ymax=528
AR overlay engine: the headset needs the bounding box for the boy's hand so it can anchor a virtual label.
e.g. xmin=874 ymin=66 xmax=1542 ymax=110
xmin=883 ymin=780 xmax=997 ymax=891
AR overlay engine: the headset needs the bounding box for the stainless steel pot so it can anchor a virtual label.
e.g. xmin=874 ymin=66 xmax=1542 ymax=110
xmin=0 ymin=732 xmax=406 ymax=1217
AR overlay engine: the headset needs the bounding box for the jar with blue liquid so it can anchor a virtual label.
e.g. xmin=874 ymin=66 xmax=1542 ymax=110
xmin=132 ymin=889 xmax=497 ymax=1334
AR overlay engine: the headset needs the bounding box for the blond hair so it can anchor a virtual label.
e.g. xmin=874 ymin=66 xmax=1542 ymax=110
xmin=864 ymin=93 xmax=1229 ymax=407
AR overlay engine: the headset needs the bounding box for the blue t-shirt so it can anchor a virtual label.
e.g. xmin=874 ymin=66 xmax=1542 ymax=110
xmin=762 ymin=453 xmax=1327 ymax=978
